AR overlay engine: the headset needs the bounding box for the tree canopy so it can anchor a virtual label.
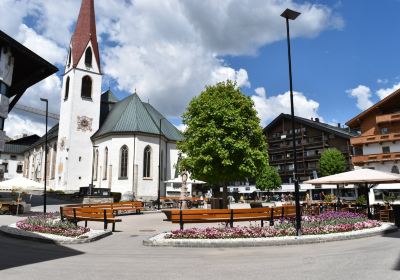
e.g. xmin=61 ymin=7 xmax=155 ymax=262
xmin=256 ymin=165 xmax=282 ymax=191
xmin=319 ymin=148 xmax=347 ymax=177
xmin=178 ymin=80 xmax=268 ymax=186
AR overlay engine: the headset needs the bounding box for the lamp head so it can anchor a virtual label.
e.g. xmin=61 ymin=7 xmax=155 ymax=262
xmin=281 ymin=9 xmax=301 ymax=20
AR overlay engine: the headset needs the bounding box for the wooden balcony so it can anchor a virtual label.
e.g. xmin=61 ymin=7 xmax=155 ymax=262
xmin=350 ymin=132 xmax=400 ymax=146
xmin=376 ymin=113 xmax=400 ymax=125
xmin=352 ymin=152 xmax=400 ymax=165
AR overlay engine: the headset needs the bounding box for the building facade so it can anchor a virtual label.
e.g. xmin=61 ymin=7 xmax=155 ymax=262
xmin=346 ymin=88 xmax=400 ymax=204
xmin=264 ymin=114 xmax=356 ymax=184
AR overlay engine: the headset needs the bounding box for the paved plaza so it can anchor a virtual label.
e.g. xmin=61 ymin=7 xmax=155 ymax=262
xmin=0 ymin=206 xmax=400 ymax=280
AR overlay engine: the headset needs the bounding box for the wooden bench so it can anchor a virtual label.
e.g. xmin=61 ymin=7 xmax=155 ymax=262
xmin=64 ymin=201 xmax=144 ymax=215
xmin=163 ymin=206 xmax=298 ymax=230
xmin=60 ymin=207 xmax=122 ymax=232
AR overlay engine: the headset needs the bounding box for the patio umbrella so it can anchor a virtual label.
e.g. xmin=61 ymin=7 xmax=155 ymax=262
xmin=304 ymin=169 xmax=400 ymax=218
xmin=164 ymin=176 xmax=206 ymax=184
xmin=0 ymin=177 xmax=44 ymax=214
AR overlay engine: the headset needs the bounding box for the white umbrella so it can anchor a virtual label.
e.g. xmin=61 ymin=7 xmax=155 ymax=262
xmin=164 ymin=176 xmax=206 ymax=184
xmin=304 ymin=169 xmax=400 ymax=185
xmin=0 ymin=177 xmax=44 ymax=191
xmin=0 ymin=177 xmax=44 ymax=215
xmin=304 ymin=169 xmax=400 ymax=218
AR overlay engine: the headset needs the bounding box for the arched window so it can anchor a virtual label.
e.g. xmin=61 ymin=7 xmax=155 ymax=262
xmin=85 ymin=47 xmax=92 ymax=67
xmin=64 ymin=76 xmax=70 ymax=100
xmin=94 ymin=149 xmax=99 ymax=180
xmin=103 ymin=147 xmax=108 ymax=179
xmin=143 ymin=146 xmax=151 ymax=178
xmin=392 ymin=165 xmax=399 ymax=174
xmin=119 ymin=145 xmax=128 ymax=178
xmin=51 ymin=144 xmax=57 ymax=179
xmin=67 ymin=47 xmax=71 ymax=66
xmin=81 ymin=75 xmax=92 ymax=99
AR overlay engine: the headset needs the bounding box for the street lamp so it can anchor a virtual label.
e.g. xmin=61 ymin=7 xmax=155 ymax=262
xmin=40 ymin=98 xmax=48 ymax=214
xmin=281 ymin=8 xmax=302 ymax=236
xmin=158 ymin=117 xmax=166 ymax=210
xmin=90 ymin=145 xmax=99 ymax=196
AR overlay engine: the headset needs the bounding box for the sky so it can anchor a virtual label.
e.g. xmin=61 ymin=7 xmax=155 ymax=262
xmin=1 ymin=0 xmax=400 ymax=138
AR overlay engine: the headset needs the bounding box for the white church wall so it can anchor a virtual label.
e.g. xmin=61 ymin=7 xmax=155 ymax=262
xmin=0 ymin=153 xmax=24 ymax=180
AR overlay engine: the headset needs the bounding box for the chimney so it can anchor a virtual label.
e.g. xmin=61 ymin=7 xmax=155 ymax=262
xmin=311 ymin=117 xmax=314 ymax=121
xmin=315 ymin=118 xmax=319 ymax=122
xmin=337 ymin=123 xmax=341 ymax=128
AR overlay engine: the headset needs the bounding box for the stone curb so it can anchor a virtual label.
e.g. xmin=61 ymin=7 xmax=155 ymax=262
xmin=143 ymin=223 xmax=398 ymax=248
xmin=0 ymin=224 xmax=112 ymax=244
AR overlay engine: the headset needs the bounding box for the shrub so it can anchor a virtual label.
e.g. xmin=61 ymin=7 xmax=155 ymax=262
xmin=16 ymin=213 xmax=90 ymax=237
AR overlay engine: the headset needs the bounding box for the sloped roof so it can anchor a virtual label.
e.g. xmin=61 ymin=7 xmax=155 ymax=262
xmin=264 ymin=113 xmax=357 ymax=139
xmin=346 ymin=87 xmax=400 ymax=128
xmin=26 ymin=123 xmax=59 ymax=151
xmin=3 ymin=144 xmax=30 ymax=154
xmin=7 ymin=134 xmax=40 ymax=146
xmin=70 ymin=0 xmax=101 ymax=71
xmin=93 ymin=93 xmax=183 ymax=141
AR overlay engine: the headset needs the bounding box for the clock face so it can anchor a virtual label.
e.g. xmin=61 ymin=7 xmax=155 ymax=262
xmin=77 ymin=116 xmax=93 ymax=132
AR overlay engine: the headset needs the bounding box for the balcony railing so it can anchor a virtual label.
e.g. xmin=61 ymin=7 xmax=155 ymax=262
xmin=350 ymin=132 xmax=400 ymax=146
xmin=352 ymin=152 xmax=400 ymax=165
xmin=376 ymin=113 xmax=400 ymax=124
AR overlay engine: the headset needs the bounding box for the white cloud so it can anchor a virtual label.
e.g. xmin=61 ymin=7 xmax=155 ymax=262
xmin=5 ymin=112 xmax=45 ymax=138
xmin=376 ymin=82 xmax=400 ymax=100
xmin=347 ymin=85 xmax=373 ymax=111
xmin=252 ymin=87 xmax=322 ymax=126
xmin=377 ymin=78 xmax=388 ymax=84
xmin=174 ymin=123 xmax=187 ymax=132
xmin=0 ymin=0 xmax=342 ymax=135
xmin=16 ymin=24 xmax=66 ymax=65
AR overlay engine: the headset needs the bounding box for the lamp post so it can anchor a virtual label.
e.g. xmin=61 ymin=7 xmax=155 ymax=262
xmin=90 ymin=145 xmax=99 ymax=196
xmin=281 ymin=8 xmax=302 ymax=236
xmin=158 ymin=117 xmax=166 ymax=210
xmin=40 ymin=98 xmax=48 ymax=214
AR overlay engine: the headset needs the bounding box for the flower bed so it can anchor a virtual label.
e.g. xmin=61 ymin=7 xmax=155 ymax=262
xmin=16 ymin=213 xmax=90 ymax=237
xmin=165 ymin=211 xmax=382 ymax=239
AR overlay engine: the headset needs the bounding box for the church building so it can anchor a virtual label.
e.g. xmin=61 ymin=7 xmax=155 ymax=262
xmin=22 ymin=0 xmax=183 ymax=199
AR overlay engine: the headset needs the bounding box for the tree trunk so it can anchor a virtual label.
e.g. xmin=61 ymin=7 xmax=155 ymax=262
xmin=222 ymin=184 xmax=228 ymax=209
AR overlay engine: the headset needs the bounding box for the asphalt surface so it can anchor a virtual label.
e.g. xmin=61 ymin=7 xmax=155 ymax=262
xmin=0 ymin=208 xmax=399 ymax=280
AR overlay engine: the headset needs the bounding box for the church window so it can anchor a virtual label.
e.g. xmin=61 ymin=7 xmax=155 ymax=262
xmin=94 ymin=149 xmax=99 ymax=180
xmin=143 ymin=146 xmax=151 ymax=178
xmin=81 ymin=76 xmax=92 ymax=99
xmin=67 ymin=47 xmax=71 ymax=66
xmin=392 ymin=165 xmax=399 ymax=174
xmin=16 ymin=163 xmax=23 ymax=174
xmin=51 ymin=144 xmax=57 ymax=179
xmin=103 ymin=147 xmax=108 ymax=180
xmin=85 ymin=47 xmax=92 ymax=67
xmin=119 ymin=145 xmax=128 ymax=179
xmin=65 ymin=77 xmax=70 ymax=100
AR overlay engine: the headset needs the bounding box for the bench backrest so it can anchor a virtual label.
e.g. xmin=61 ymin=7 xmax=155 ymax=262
xmin=61 ymin=207 xmax=115 ymax=219
xmin=166 ymin=207 xmax=273 ymax=222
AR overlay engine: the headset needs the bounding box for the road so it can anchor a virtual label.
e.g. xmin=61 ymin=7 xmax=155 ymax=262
xmin=0 ymin=211 xmax=399 ymax=280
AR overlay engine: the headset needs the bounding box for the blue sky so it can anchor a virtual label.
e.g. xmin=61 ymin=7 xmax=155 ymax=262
xmin=1 ymin=0 xmax=400 ymax=137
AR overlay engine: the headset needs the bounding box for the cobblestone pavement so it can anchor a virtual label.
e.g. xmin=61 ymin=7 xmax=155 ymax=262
xmin=0 ymin=208 xmax=400 ymax=280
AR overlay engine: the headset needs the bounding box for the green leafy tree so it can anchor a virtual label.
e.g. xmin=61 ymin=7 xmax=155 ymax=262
xmin=178 ymin=80 xmax=268 ymax=207
xmin=256 ymin=165 xmax=282 ymax=191
xmin=319 ymin=148 xmax=347 ymax=176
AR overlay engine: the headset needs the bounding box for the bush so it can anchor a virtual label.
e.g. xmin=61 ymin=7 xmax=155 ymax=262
xmin=356 ymin=195 xmax=367 ymax=205
xmin=16 ymin=213 xmax=90 ymax=237
xmin=111 ymin=192 xmax=122 ymax=202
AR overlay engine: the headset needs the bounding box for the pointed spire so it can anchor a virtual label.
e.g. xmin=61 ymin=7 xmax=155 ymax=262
xmin=70 ymin=0 xmax=101 ymax=71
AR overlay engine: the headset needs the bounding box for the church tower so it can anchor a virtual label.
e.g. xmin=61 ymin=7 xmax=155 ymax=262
xmin=55 ymin=0 xmax=102 ymax=191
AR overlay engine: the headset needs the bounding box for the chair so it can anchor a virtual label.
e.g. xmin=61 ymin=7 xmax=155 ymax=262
xmin=380 ymin=210 xmax=390 ymax=222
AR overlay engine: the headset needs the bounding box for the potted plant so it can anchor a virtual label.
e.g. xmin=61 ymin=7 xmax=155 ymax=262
xmin=383 ymin=193 xmax=397 ymax=209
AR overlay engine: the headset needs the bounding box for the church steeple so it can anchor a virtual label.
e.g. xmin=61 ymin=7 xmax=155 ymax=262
xmin=70 ymin=0 xmax=101 ymax=71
